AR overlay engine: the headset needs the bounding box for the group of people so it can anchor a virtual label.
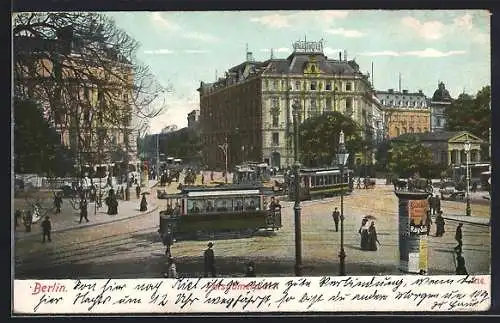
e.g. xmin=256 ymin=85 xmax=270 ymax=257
xmin=359 ymin=217 xmax=380 ymax=251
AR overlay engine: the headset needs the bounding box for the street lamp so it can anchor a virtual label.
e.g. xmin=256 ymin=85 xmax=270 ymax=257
xmin=337 ymin=129 xmax=350 ymax=276
xmin=464 ymin=139 xmax=471 ymax=216
xmin=292 ymin=99 xmax=303 ymax=276
xmin=218 ymin=136 xmax=228 ymax=183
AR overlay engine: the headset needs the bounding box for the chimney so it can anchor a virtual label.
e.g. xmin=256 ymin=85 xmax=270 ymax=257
xmin=344 ymin=50 xmax=347 ymax=61
xmin=418 ymin=89 xmax=423 ymax=94
xmin=388 ymin=89 xmax=394 ymax=93
xmin=339 ymin=51 xmax=342 ymax=61
xmin=402 ymin=89 xmax=408 ymax=94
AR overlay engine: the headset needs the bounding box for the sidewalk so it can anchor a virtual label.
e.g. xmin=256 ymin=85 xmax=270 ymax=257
xmin=438 ymin=213 xmax=490 ymax=226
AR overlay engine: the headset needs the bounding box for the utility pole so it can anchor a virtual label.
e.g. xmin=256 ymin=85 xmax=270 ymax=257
xmin=292 ymin=99 xmax=302 ymax=276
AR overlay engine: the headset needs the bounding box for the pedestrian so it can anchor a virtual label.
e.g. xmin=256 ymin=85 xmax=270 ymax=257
xmin=140 ymin=194 xmax=148 ymax=212
xmin=105 ymin=189 xmax=118 ymax=215
xmin=15 ymin=209 xmax=22 ymax=227
xmin=367 ymin=221 xmax=380 ymax=251
xmin=203 ymin=241 xmax=216 ymax=277
xmin=332 ymin=207 xmax=340 ymax=232
xmin=472 ymin=182 xmax=477 ymax=193
xmin=435 ymin=211 xmax=445 ymax=237
xmin=201 ymin=173 xmax=205 ymax=185
xmin=359 ymin=218 xmax=369 ymax=250
xmin=136 ymin=185 xmax=141 ymax=199
xmin=41 ymin=216 xmax=52 ymax=243
xmin=24 ymin=210 xmax=33 ymax=232
xmin=434 ymin=195 xmax=441 ymax=214
xmin=455 ymin=251 xmax=468 ymax=275
xmin=163 ymin=257 xmax=178 ymax=278
xmin=79 ymin=199 xmax=89 ymax=223
xmin=454 ymin=223 xmax=463 ymax=253
xmin=245 ymin=261 xmax=256 ymax=277
xmin=425 ymin=209 xmax=433 ymax=235
xmin=54 ymin=193 xmax=63 ymax=214
xmin=356 ymin=177 xmax=362 ymax=189
xmin=428 ymin=195 xmax=435 ymax=215
xmin=163 ymin=228 xmax=174 ymax=258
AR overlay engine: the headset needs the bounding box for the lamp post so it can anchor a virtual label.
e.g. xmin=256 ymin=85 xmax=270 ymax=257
xmin=218 ymin=136 xmax=228 ymax=183
xmin=292 ymin=99 xmax=303 ymax=276
xmin=156 ymin=133 xmax=160 ymax=181
xmin=464 ymin=139 xmax=471 ymax=216
xmin=337 ymin=129 xmax=350 ymax=276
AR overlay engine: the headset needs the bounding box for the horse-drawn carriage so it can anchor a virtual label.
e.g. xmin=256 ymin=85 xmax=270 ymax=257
xmin=439 ymin=188 xmax=466 ymax=201
xmin=364 ymin=177 xmax=376 ymax=189
xmin=393 ymin=177 xmax=433 ymax=194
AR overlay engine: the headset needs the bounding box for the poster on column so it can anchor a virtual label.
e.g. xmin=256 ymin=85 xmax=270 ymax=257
xmin=11 ymin=9 xmax=492 ymax=316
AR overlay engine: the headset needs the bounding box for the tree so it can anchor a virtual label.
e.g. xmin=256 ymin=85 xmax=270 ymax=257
xmin=388 ymin=135 xmax=433 ymax=178
xmin=298 ymin=111 xmax=364 ymax=167
xmin=14 ymin=99 xmax=74 ymax=176
xmin=13 ymin=12 xmax=170 ymax=183
xmin=445 ymin=86 xmax=490 ymax=140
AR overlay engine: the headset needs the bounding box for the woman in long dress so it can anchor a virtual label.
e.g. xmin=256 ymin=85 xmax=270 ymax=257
xmin=367 ymin=221 xmax=379 ymax=251
xmin=359 ymin=218 xmax=369 ymax=250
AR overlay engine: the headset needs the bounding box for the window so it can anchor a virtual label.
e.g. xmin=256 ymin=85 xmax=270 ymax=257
xmin=244 ymin=197 xmax=260 ymax=211
xmin=326 ymin=97 xmax=332 ymax=111
xmin=395 ymin=127 xmax=400 ymax=136
xmin=272 ymin=114 xmax=279 ymax=127
xmin=402 ymin=127 xmax=407 ymax=133
xmin=310 ymin=81 xmax=317 ymax=90
xmin=346 ymin=82 xmax=352 ymax=91
xmin=346 ymin=97 xmax=353 ymax=115
xmin=274 ymin=80 xmax=279 ymax=90
xmin=295 ymin=80 xmax=300 ymax=90
xmin=389 ymin=100 xmax=394 ymax=106
xmin=326 ymin=82 xmax=332 ymax=91
xmin=281 ymin=80 xmax=285 ymax=89
xmin=264 ymin=80 xmax=269 ymax=90
xmin=215 ymin=198 xmax=232 ymax=212
xmin=272 ymin=132 xmax=279 ymax=146
xmin=409 ymin=127 xmax=414 ymax=133
xmin=436 ymin=118 xmax=441 ymax=127
xmin=310 ymin=99 xmax=318 ymax=117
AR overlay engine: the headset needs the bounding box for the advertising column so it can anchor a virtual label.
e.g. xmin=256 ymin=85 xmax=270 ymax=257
xmin=395 ymin=191 xmax=430 ymax=274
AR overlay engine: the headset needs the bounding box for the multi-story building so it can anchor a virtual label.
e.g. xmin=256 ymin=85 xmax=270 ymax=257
xmin=14 ymin=27 xmax=140 ymax=175
xmin=198 ymin=39 xmax=378 ymax=170
xmin=376 ymin=89 xmax=431 ymax=139
xmin=430 ymin=82 xmax=453 ymax=132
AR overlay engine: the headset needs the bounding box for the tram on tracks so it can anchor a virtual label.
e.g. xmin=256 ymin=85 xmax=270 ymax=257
xmin=288 ymin=167 xmax=354 ymax=201
xmin=158 ymin=184 xmax=282 ymax=240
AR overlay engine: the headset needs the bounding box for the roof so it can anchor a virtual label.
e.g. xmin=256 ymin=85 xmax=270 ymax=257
xmin=392 ymin=131 xmax=483 ymax=142
xmin=181 ymin=183 xmax=263 ymax=193
xmin=431 ymin=82 xmax=453 ymax=102
xmin=261 ymin=53 xmax=359 ymax=76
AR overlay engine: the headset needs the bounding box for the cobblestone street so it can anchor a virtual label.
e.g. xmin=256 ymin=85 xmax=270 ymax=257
xmin=14 ymin=178 xmax=490 ymax=279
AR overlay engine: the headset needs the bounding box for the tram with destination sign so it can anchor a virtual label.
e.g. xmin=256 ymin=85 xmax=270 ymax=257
xmin=288 ymin=167 xmax=354 ymax=201
xmin=158 ymin=184 xmax=282 ymax=240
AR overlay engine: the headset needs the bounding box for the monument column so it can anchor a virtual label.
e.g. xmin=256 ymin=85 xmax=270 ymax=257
xmin=395 ymin=191 xmax=430 ymax=274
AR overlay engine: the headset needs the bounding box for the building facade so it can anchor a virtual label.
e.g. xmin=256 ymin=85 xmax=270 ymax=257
xmin=187 ymin=109 xmax=200 ymax=129
xmin=14 ymin=28 xmax=140 ymax=174
xmin=430 ymin=82 xmax=453 ymax=132
xmin=392 ymin=131 xmax=483 ymax=166
xmin=199 ymin=39 xmax=379 ymax=170
xmin=376 ymin=89 xmax=430 ymax=139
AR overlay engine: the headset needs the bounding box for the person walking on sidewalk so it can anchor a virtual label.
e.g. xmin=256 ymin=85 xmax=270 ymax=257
xmin=454 ymin=223 xmax=463 ymax=253
xmin=203 ymin=241 xmax=216 ymax=277
xmin=435 ymin=211 xmax=445 ymax=237
xmin=41 ymin=216 xmax=52 ymax=243
xmin=79 ymin=199 xmax=89 ymax=223
xmin=136 ymin=185 xmax=141 ymax=199
xmin=455 ymin=251 xmax=468 ymax=275
xmin=434 ymin=195 xmax=441 ymax=215
xmin=140 ymin=193 xmax=148 ymax=212
xmin=332 ymin=207 xmax=340 ymax=232
xmin=54 ymin=193 xmax=63 ymax=214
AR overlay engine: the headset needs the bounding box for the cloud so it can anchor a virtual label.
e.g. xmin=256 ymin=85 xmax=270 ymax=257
xmin=360 ymin=48 xmax=466 ymax=58
xmin=150 ymin=12 xmax=181 ymax=30
xmin=401 ymin=16 xmax=445 ymax=40
xmin=325 ymin=28 xmax=365 ymax=37
xmin=260 ymin=47 xmax=290 ymax=53
xmin=250 ymin=13 xmax=292 ymax=28
xmin=144 ymin=49 xmax=175 ymax=55
xmin=184 ymin=31 xmax=219 ymax=43
xmin=453 ymin=13 xmax=474 ymax=30
xmin=183 ymin=49 xmax=209 ymax=54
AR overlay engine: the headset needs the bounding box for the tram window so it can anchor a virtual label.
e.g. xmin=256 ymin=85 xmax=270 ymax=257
xmin=328 ymin=176 xmax=333 ymax=185
xmin=215 ymin=198 xmax=232 ymax=212
xmin=245 ymin=197 xmax=260 ymax=211
xmin=205 ymin=199 xmax=215 ymax=212
xmin=187 ymin=200 xmax=201 ymax=214
xmin=234 ymin=199 xmax=244 ymax=211
xmin=319 ymin=176 xmax=324 ymax=186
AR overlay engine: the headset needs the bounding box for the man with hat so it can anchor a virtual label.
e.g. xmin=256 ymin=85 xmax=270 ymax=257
xmin=204 ymin=241 xmax=216 ymax=277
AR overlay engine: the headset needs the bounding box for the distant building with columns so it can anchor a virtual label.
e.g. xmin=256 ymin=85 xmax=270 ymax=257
xmin=392 ymin=130 xmax=484 ymax=166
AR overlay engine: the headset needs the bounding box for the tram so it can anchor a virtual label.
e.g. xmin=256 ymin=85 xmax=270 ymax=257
xmin=288 ymin=167 xmax=354 ymax=201
xmin=158 ymin=184 xmax=282 ymax=240
xmin=233 ymin=162 xmax=271 ymax=183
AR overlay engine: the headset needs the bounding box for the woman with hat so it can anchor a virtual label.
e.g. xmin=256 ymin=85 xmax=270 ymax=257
xmin=204 ymin=241 xmax=216 ymax=277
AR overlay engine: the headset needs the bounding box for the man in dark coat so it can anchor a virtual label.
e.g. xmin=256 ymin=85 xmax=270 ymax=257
xmin=140 ymin=194 xmax=148 ymax=212
xmin=203 ymin=241 xmax=216 ymax=277
xmin=106 ymin=189 xmax=118 ymax=215
xmin=79 ymin=199 xmax=89 ymax=223
xmin=455 ymin=251 xmax=468 ymax=275
xmin=454 ymin=223 xmax=463 ymax=253
xmin=435 ymin=211 xmax=445 ymax=237
xmin=41 ymin=216 xmax=52 ymax=243
xmin=332 ymin=207 xmax=340 ymax=232
xmin=54 ymin=193 xmax=63 ymax=214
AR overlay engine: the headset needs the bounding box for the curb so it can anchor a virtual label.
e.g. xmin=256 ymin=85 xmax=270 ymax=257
xmin=15 ymin=204 xmax=160 ymax=239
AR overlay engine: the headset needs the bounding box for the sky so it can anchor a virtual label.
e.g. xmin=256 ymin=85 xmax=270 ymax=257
xmin=106 ymin=10 xmax=491 ymax=134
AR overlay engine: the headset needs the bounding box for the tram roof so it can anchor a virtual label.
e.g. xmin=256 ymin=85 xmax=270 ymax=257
xmin=299 ymin=167 xmax=348 ymax=173
xmin=181 ymin=183 xmax=263 ymax=192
